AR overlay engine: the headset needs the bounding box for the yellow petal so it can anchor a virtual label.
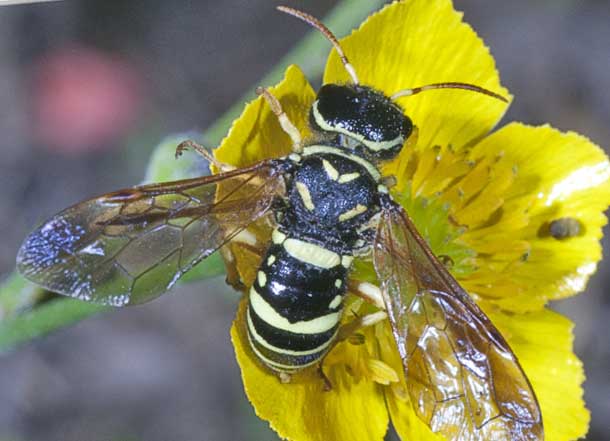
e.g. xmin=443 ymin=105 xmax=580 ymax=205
xmin=324 ymin=0 xmax=510 ymax=157
xmin=483 ymin=304 xmax=590 ymax=441
xmin=462 ymin=123 xmax=610 ymax=311
xmin=231 ymin=298 xmax=389 ymax=441
xmin=214 ymin=65 xmax=315 ymax=168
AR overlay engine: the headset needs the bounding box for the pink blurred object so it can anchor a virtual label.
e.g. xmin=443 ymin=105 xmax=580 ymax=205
xmin=31 ymin=46 xmax=143 ymax=153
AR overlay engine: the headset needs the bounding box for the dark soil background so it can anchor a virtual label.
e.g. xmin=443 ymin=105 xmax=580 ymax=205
xmin=0 ymin=1 xmax=609 ymax=440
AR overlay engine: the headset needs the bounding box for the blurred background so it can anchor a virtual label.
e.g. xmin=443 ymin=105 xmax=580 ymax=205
xmin=1 ymin=0 xmax=609 ymax=440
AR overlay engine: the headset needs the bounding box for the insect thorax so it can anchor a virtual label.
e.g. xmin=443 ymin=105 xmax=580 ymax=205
xmin=283 ymin=146 xmax=382 ymax=252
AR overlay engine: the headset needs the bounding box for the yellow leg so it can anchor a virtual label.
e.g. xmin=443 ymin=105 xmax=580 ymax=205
xmin=348 ymin=280 xmax=385 ymax=309
xmin=318 ymin=299 xmax=387 ymax=392
xmin=336 ymin=310 xmax=387 ymax=343
xmin=256 ymin=87 xmax=303 ymax=153
xmin=175 ymin=139 xmax=235 ymax=172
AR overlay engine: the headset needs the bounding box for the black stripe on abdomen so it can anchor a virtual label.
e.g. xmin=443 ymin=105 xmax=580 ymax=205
xmin=245 ymin=229 xmax=351 ymax=371
xmin=248 ymin=300 xmax=338 ymax=351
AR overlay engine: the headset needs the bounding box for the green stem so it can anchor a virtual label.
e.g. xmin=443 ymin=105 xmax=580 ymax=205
xmin=0 ymin=0 xmax=384 ymax=353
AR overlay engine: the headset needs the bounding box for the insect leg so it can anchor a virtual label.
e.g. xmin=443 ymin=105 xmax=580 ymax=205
xmin=219 ymin=246 xmax=246 ymax=291
xmin=316 ymin=281 xmax=389 ymax=390
xmin=256 ymin=86 xmax=303 ymax=153
xmin=317 ymin=363 xmax=333 ymax=392
xmin=222 ymin=226 xmax=271 ymax=292
xmin=318 ymin=308 xmax=387 ymax=391
xmin=336 ymin=310 xmax=387 ymax=342
xmin=335 ymin=281 xmax=387 ymax=342
xmin=175 ymin=139 xmax=235 ymax=172
xmin=348 ymin=281 xmax=385 ymax=309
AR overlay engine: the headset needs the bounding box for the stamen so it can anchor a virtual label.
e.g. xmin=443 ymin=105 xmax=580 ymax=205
xmin=367 ymin=358 xmax=399 ymax=385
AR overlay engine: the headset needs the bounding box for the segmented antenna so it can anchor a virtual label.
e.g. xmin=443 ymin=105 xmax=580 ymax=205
xmin=391 ymin=82 xmax=508 ymax=103
xmin=277 ymin=6 xmax=359 ymax=84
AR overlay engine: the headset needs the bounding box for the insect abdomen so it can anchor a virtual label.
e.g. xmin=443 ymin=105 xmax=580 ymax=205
xmin=246 ymin=229 xmax=349 ymax=372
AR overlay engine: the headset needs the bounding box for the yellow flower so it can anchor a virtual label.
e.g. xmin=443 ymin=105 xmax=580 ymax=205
xmin=214 ymin=1 xmax=610 ymax=440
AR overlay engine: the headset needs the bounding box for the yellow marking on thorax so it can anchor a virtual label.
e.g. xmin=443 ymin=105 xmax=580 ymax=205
xmin=295 ymin=181 xmax=315 ymax=211
xmin=302 ymin=145 xmax=381 ymax=181
xmin=322 ymin=159 xmax=339 ymax=180
xmin=322 ymin=158 xmax=360 ymax=184
xmin=341 ymin=255 xmax=354 ymax=268
xmin=338 ymin=204 xmax=367 ymax=222
xmin=283 ymin=238 xmax=341 ymax=269
xmin=249 ymin=286 xmax=340 ymax=334
xmin=288 ymin=153 xmax=302 ymax=163
xmin=338 ymin=172 xmax=360 ymax=183
xmin=272 ymin=229 xmax=287 ymax=244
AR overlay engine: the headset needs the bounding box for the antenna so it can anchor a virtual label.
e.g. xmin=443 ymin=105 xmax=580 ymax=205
xmin=391 ymin=82 xmax=508 ymax=103
xmin=277 ymin=5 xmax=359 ymax=84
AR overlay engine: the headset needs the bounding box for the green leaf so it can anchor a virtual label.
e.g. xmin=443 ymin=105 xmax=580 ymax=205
xmin=0 ymin=296 xmax=106 ymax=352
xmin=0 ymin=272 xmax=47 ymax=320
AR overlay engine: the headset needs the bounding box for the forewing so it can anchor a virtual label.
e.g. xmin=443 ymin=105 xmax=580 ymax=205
xmin=17 ymin=160 xmax=285 ymax=306
xmin=373 ymin=200 xmax=543 ymax=441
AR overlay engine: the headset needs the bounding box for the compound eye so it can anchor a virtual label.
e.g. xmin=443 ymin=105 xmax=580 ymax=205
xmin=310 ymin=84 xmax=412 ymax=155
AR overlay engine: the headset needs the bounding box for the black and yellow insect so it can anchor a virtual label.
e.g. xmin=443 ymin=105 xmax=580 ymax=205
xmin=16 ymin=6 xmax=543 ymax=441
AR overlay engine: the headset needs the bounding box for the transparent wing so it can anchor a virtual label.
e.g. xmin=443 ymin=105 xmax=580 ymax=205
xmin=373 ymin=198 xmax=543 ymax=441
xmin=17 ymin=160 xmax=286 ymax=306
